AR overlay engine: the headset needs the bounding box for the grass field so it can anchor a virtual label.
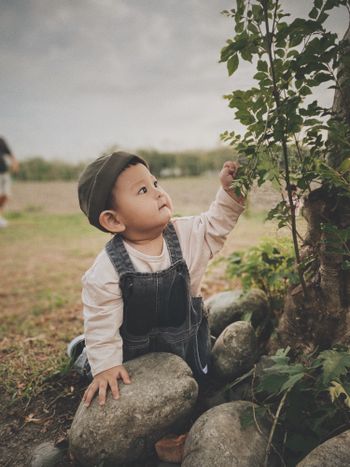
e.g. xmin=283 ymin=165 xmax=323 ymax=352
xmin=0 ymin=176 xmax=287 ymax=400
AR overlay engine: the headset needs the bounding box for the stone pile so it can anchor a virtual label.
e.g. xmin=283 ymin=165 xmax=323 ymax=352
xmin=30 ymin=288 xmax=350 ymax=466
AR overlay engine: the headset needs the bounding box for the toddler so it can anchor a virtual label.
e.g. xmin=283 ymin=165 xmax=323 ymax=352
xmin=70 ymin=151 xmax=244 ymax=407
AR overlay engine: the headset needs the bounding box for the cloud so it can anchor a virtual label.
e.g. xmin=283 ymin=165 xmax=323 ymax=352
xmin=0 ymin=0 xmax=348 ymax=160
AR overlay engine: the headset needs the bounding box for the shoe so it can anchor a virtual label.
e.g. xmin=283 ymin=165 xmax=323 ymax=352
xmin=74 ymin=348 xmax=92 ymax=379
xmin=67 ymin=335 xmax=92 ymax=379
xmin=0 ymin=217 xmax=8 ymax=228
xmin=67 ymin=334 xmax=85 ymax=360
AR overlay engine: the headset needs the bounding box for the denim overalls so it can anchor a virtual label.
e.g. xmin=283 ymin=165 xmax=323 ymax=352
xmin=105 ymin=222 xmax=211 ymax=381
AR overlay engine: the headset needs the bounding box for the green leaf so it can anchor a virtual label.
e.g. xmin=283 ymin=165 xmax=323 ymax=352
xmin=227 ymin=54 xmax=239 ymax=76
xmin=236 ymin=0 xmax=245 ymax=16
xmin=235 ymin=21 xmax=245 ymax=34
xmin=309 ymin=7 xmax=318 ymax=18
xmin=257 ymin=60 xmax=268 ymax=72
xmin=275 ymin=48 xmax=285 ymax=58
xmin=251 ymin=3 xmax=262 ymax=19
xmin=313 ymin=72 xmax=333 ymax=84
xmin=253 ymin=71 xmax=267 ymax=81
xmin=258 ymin=372 xmax=289 ymax=394
xmin=299 ymin=86 xmax=312 ymax=96
xmin=339 ymin=158 xmax=350 ymax=173
xmin=280 ymin=372 xmax=305 ymax=392
xmin=287 ymin=50 xmax=299 ymax=58
xmin=319 ymin=350 xmax=350 ymax=384
xmin=241 ymin=48 xmax=253 ymax=63
xmin=265 ymin=363 xmax=305 ymax=377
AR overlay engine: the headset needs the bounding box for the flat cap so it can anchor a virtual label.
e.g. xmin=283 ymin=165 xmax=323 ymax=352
xmin=78 ymin=151 xmax=148 ymax=232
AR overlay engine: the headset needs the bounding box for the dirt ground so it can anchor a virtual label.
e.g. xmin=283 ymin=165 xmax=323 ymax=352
xmin=0 ymin=177 xmax=283 ymax=466
xmin=0 ymin=372 xmax=82 ymax=466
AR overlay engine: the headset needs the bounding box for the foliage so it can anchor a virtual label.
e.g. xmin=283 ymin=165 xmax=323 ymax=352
xmin=138 ymin=147 xmax=233 ymax=177
xmin=220 ymin=0 xmax=350 ymax=292
xmin=220 ymin=0 xmax=350 ymax=195
xmin=241 ymin=347 xmax=350 ymax=465
xmin=226 ymin=237 xmax=297 ymax=309
xmin=14 ymin=157 xmax=86 ymax=181
xmin=14 ymin=147 xmax=234 ymax=181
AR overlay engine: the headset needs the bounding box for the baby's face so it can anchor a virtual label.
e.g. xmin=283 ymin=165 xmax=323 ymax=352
xmin=111 ymin=163 xmax=173 ymax=238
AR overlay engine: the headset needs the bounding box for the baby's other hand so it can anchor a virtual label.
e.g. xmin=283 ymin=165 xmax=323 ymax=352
xmin=219 ymin=161 xmax=245 ymax=205
xmin=82 ymin=364 xmax=131 ymax=408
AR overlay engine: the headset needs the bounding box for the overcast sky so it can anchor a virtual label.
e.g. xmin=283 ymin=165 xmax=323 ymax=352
xmin=0 ymin=1 xmax=348 ymax=162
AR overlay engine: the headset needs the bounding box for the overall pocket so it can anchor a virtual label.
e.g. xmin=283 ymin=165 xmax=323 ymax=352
xmin=152 ymin=329 xmax=190 ymax=361
xmin=123 ymin=333 xmax=151 ymax=362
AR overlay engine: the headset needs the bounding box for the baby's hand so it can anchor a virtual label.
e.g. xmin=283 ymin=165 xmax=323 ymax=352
xmin=82 ymin=364 xmax=131 ymax=408
xmin=219 ymin=161 xmax=244 ymax=204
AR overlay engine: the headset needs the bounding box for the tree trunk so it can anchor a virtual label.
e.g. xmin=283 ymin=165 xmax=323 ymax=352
xmin=272 ymin=22 xmax=350 ymax=352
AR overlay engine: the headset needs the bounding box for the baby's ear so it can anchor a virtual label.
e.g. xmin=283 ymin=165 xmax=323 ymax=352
xmin=99 ymin=210 xmax=125 ymax=233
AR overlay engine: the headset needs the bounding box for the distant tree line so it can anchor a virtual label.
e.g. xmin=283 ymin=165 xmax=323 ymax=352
xmin=14 ymin=147 xmax=235 ymax=181
xmin=14 ymin=157 xmax=86 ymax=181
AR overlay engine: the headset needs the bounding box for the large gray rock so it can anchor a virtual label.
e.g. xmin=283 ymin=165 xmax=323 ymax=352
xmin=182 ymin=401 xmax=268 ymax=467
xmin=207 ymin=289 xmax=268 ymax=337
xmin=211 ymin=321 xmax=258 ymax=381
xmin=69 ymin=353 xmax=198 ymax=466
xmin=297 ymin=430 xmax=350 ymax=467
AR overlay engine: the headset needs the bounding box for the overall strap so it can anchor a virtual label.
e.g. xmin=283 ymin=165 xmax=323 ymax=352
xmin=164 ymin=222 xmax=184 ymax=264
xmin=105 ymin=221 xmax=184 ymax=276
xmin=105 ymin=234 xmax=136 ymax=276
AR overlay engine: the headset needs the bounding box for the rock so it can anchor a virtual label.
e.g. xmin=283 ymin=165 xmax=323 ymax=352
xmin=211 ymin=321 xmax=258 ymax=381
xmin=296 ymin=430 xmax=350 ymax=467
xmin=30 ymin=441 xmax=65 ymax=467
xmin=182 ymin=400 xmax=269 ymax=467
xmin=206 ymin=290 xmax=242 ymax=336
xmin=69 ymin=353 xmax=198 ymax=466
xmin=207 ymin=289 xmax=268 ymax=337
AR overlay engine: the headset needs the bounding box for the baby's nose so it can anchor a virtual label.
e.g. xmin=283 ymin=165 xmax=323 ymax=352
xmin=154 ymin=186 xmax=162 ymax=196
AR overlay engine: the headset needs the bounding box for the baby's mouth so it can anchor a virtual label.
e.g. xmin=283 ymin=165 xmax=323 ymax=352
xmin=160 ymin=201 xmax=171 ymax=212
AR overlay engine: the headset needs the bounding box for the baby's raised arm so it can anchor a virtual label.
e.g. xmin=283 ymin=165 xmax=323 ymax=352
xmin=171 ymin=160 xmax=246 ymax=294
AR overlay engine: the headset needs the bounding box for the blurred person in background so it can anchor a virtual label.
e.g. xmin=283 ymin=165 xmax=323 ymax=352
xmin=0 ymin=136 xmax=19 ymax=227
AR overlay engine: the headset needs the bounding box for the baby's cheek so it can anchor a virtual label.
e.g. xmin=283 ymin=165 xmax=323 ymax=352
xmin=165 ymin=193 xmax=174 ymax=211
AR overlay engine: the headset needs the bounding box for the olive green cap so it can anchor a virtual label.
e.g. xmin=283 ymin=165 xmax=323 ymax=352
xmin=78 ymin=151 xmax=148 ymax=232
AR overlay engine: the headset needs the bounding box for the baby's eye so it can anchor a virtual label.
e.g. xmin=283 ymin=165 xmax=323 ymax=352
xmin=138 ymin=186 xmax=147 ymax=194
xmin=154 ymin=180 xmax=158 ymax=188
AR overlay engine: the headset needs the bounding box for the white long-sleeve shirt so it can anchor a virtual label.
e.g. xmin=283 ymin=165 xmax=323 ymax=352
xmin=82 ymin=187 xmax=244 ymax=376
